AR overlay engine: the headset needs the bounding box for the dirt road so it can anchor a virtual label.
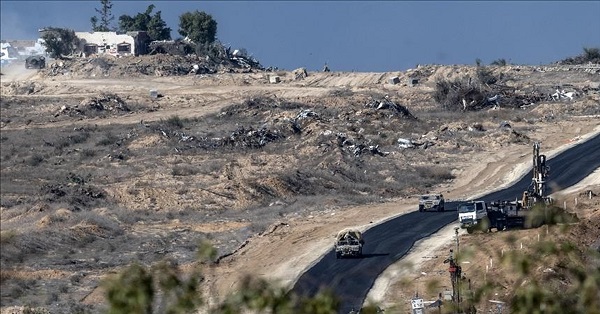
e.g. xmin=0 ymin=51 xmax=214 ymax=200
xmin=0 ymin=61 xmax=39 ymax=82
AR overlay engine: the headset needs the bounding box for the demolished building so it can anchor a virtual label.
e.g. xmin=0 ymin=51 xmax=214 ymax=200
xmin=75 ymin=31 xmax=150 ymax=57
xmin=2 ymin=39 xmax=47 ymax=58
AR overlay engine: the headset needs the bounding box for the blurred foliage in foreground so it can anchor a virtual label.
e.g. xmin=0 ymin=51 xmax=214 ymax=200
xmin=428 ymin=204 xmax=600 ymax=314
xmin=103 ymin=240 xmax=385 ymax=313
xmin=104 ymin=204 xmax=599 ymax=314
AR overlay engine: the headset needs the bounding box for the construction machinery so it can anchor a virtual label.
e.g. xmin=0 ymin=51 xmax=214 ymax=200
xmin=458 ymin=142 xmax=553 ymax=233
xmin=524 ymin=141 xmax=552 ymax=206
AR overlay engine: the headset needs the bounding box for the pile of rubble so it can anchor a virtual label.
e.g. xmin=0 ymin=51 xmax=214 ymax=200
xmin=153 ymin=125 xmax=285 ymax=151
xmin=41 ymin=47 xmax=264 ymax=78
xmin=364 ymin=97 xmax=417 ymax=119
xmin=333 ymin=132 xmax=389 ymax=157
xmin=1 ymin=81 xmax=44 ymax=95
xmin=55 ymin=94 xmax=129 ymax=117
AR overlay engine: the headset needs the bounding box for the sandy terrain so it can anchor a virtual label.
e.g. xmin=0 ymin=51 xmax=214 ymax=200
xmin=1 ymin=55 xmax=599 ymax=313
xmin=204 ymin=121 xmax=600 ymax=307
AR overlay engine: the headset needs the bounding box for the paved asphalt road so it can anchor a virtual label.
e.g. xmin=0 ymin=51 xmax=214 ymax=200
xmin=292 ymin=133 xmax=600 ymax=313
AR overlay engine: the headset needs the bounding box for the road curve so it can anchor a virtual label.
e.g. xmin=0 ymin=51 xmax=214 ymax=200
xmin=292 ymin=133 xmax=600 ymax=313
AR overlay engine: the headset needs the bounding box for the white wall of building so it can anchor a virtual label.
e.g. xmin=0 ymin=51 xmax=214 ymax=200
xmin=75 ymin=32 xmax=136 ymax=56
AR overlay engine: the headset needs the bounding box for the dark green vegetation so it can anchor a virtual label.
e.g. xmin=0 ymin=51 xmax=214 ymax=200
xmin=39 ymin=28 xmax=81 ymax=60
xmin=559 ymin=47 xmax=600 ymax=65
xmin=118 ymin=4 xmax=172 ymax=41
xmin=177 ymin=10 xmax=218 ymax=45
xmin=89 ymin=0 xmax=217 ymax=45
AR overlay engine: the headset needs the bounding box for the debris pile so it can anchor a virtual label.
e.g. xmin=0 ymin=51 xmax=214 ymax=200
xmin=219 ymin=127 xmax=284 ymax=149
xmin=332 ymin=132 xmax=389 ymax=157
xmin=364 ymin=97 xmax=416 ymax=119
xmin=81 ymin=94 xmax=129 ymax=112
xmin=157 ymin=126 xmax=286 ymax=151
xmin=41 ymin=183 xmax=106 ymax=208
xmin=433 ymin=75 xmax=551 ymax=111
xmin=550 ymin=89 xmax=577 ymax=101
xmin=154 ymin=127 xmax=196 ymax=143
xmin=397 ymin=138 xmax=435 ymax=150
xmin=149 ymin=40 xmax=194 ymax=56
xmin=290 ymin=109 xmax=321 ymax=133
xmin=1 ymin=81 xmax=43 ymax=95
xmin=293 ymin=67 xmax=308 ymax=80
xmin=40 ymin=47 xmax=264 ymax=78
xmin=55 ymin=94 xmax=129 ymax=117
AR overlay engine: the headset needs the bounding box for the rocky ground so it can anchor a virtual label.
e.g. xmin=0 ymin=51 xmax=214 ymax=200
xmin=1 ymin=55 xmax=599 ymax=313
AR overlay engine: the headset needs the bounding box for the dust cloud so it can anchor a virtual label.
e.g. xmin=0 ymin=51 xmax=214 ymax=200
xmin=0 ymin=61 xmax=36 ymax=82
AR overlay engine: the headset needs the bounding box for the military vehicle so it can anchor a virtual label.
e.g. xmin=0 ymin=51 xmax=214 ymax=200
xmin=334 ymin=229 xmax=364 ymax=258
xmin=418 ymin=193 xmax=445 ymax=212
xmin=25 ymin=55 xmax=46 ymax=69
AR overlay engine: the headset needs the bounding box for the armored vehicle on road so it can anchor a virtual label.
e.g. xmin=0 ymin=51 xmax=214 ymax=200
xmin=418 ymin=193 xmax=445 ymax=212
xmin=335 ymin=229 xmax=364 ymax=258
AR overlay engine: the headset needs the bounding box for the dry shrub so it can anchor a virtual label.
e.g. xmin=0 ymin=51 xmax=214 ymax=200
xmin=0 ymin=230 xmax=17 ymax=245
xmin=172 ymin=164 xmax=200 ymax=176
xmin=25 ymin=153 xmax=45 ymax=167
xmin=415 ymin=166 xmax=455 ymax=181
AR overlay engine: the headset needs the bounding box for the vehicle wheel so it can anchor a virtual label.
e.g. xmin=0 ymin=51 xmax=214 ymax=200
xmin=441 ymin=206 xmax=445 ymax=212
xmin=466 ymin=226 xmax=475 ymax=234
xmin=358 ymin=248 xmax=363 ymax=257
xmin=480 ymin=217 xmax=491 ymax=233
xmin=336 ymin=252 xmax=341 ymax=259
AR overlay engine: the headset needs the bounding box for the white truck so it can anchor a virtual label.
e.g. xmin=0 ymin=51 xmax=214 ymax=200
xmin=459 ymin=199 xmax=539 ymax=233
xmin=458 ymin=142 xmax=554 ymax=233
xmin=458 ymin=201 xmax=489 ymax=229
xmin=418 ymin=194 xmax=445 ymax=212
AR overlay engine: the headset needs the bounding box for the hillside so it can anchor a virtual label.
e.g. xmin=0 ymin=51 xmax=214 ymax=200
xmin=1 ymin=55 xmax=599 ymax=313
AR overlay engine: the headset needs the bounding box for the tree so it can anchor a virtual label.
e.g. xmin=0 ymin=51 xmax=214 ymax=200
xmin=178 ymin=10 xmax=217 ymax=44
xmin=147 ymin=11 xmax=172 ymax=41
xmin=558 ymin=47 xmax=600 ymax=65
xmin=40 ymin=27 xmax=80 ymax=59
xmin=490 ymin=58 xmax=507 ymax=66
xmin=91 ymin=0 xmax=115 ymax=32
xmin=118 ymin=5 xmax=172 ymax=41
xmin=583 ymin=47 xmax=600 ymax=62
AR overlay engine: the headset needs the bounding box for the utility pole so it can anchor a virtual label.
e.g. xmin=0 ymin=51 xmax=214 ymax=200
xmin=455 ymin=227 xmax=461 ymax=310
xmin=455 ymin=227 xmax=460 ymax=256
xmin=444 ymin=228 xmax=462 ymax=313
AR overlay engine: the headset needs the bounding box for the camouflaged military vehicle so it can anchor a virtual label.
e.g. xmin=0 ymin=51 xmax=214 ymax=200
xmin=334 ymin=229 xmax=364 ymax=258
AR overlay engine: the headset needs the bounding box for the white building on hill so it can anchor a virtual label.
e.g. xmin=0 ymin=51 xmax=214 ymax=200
xmin=75 ymin=31 xmax=150 ymax=57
